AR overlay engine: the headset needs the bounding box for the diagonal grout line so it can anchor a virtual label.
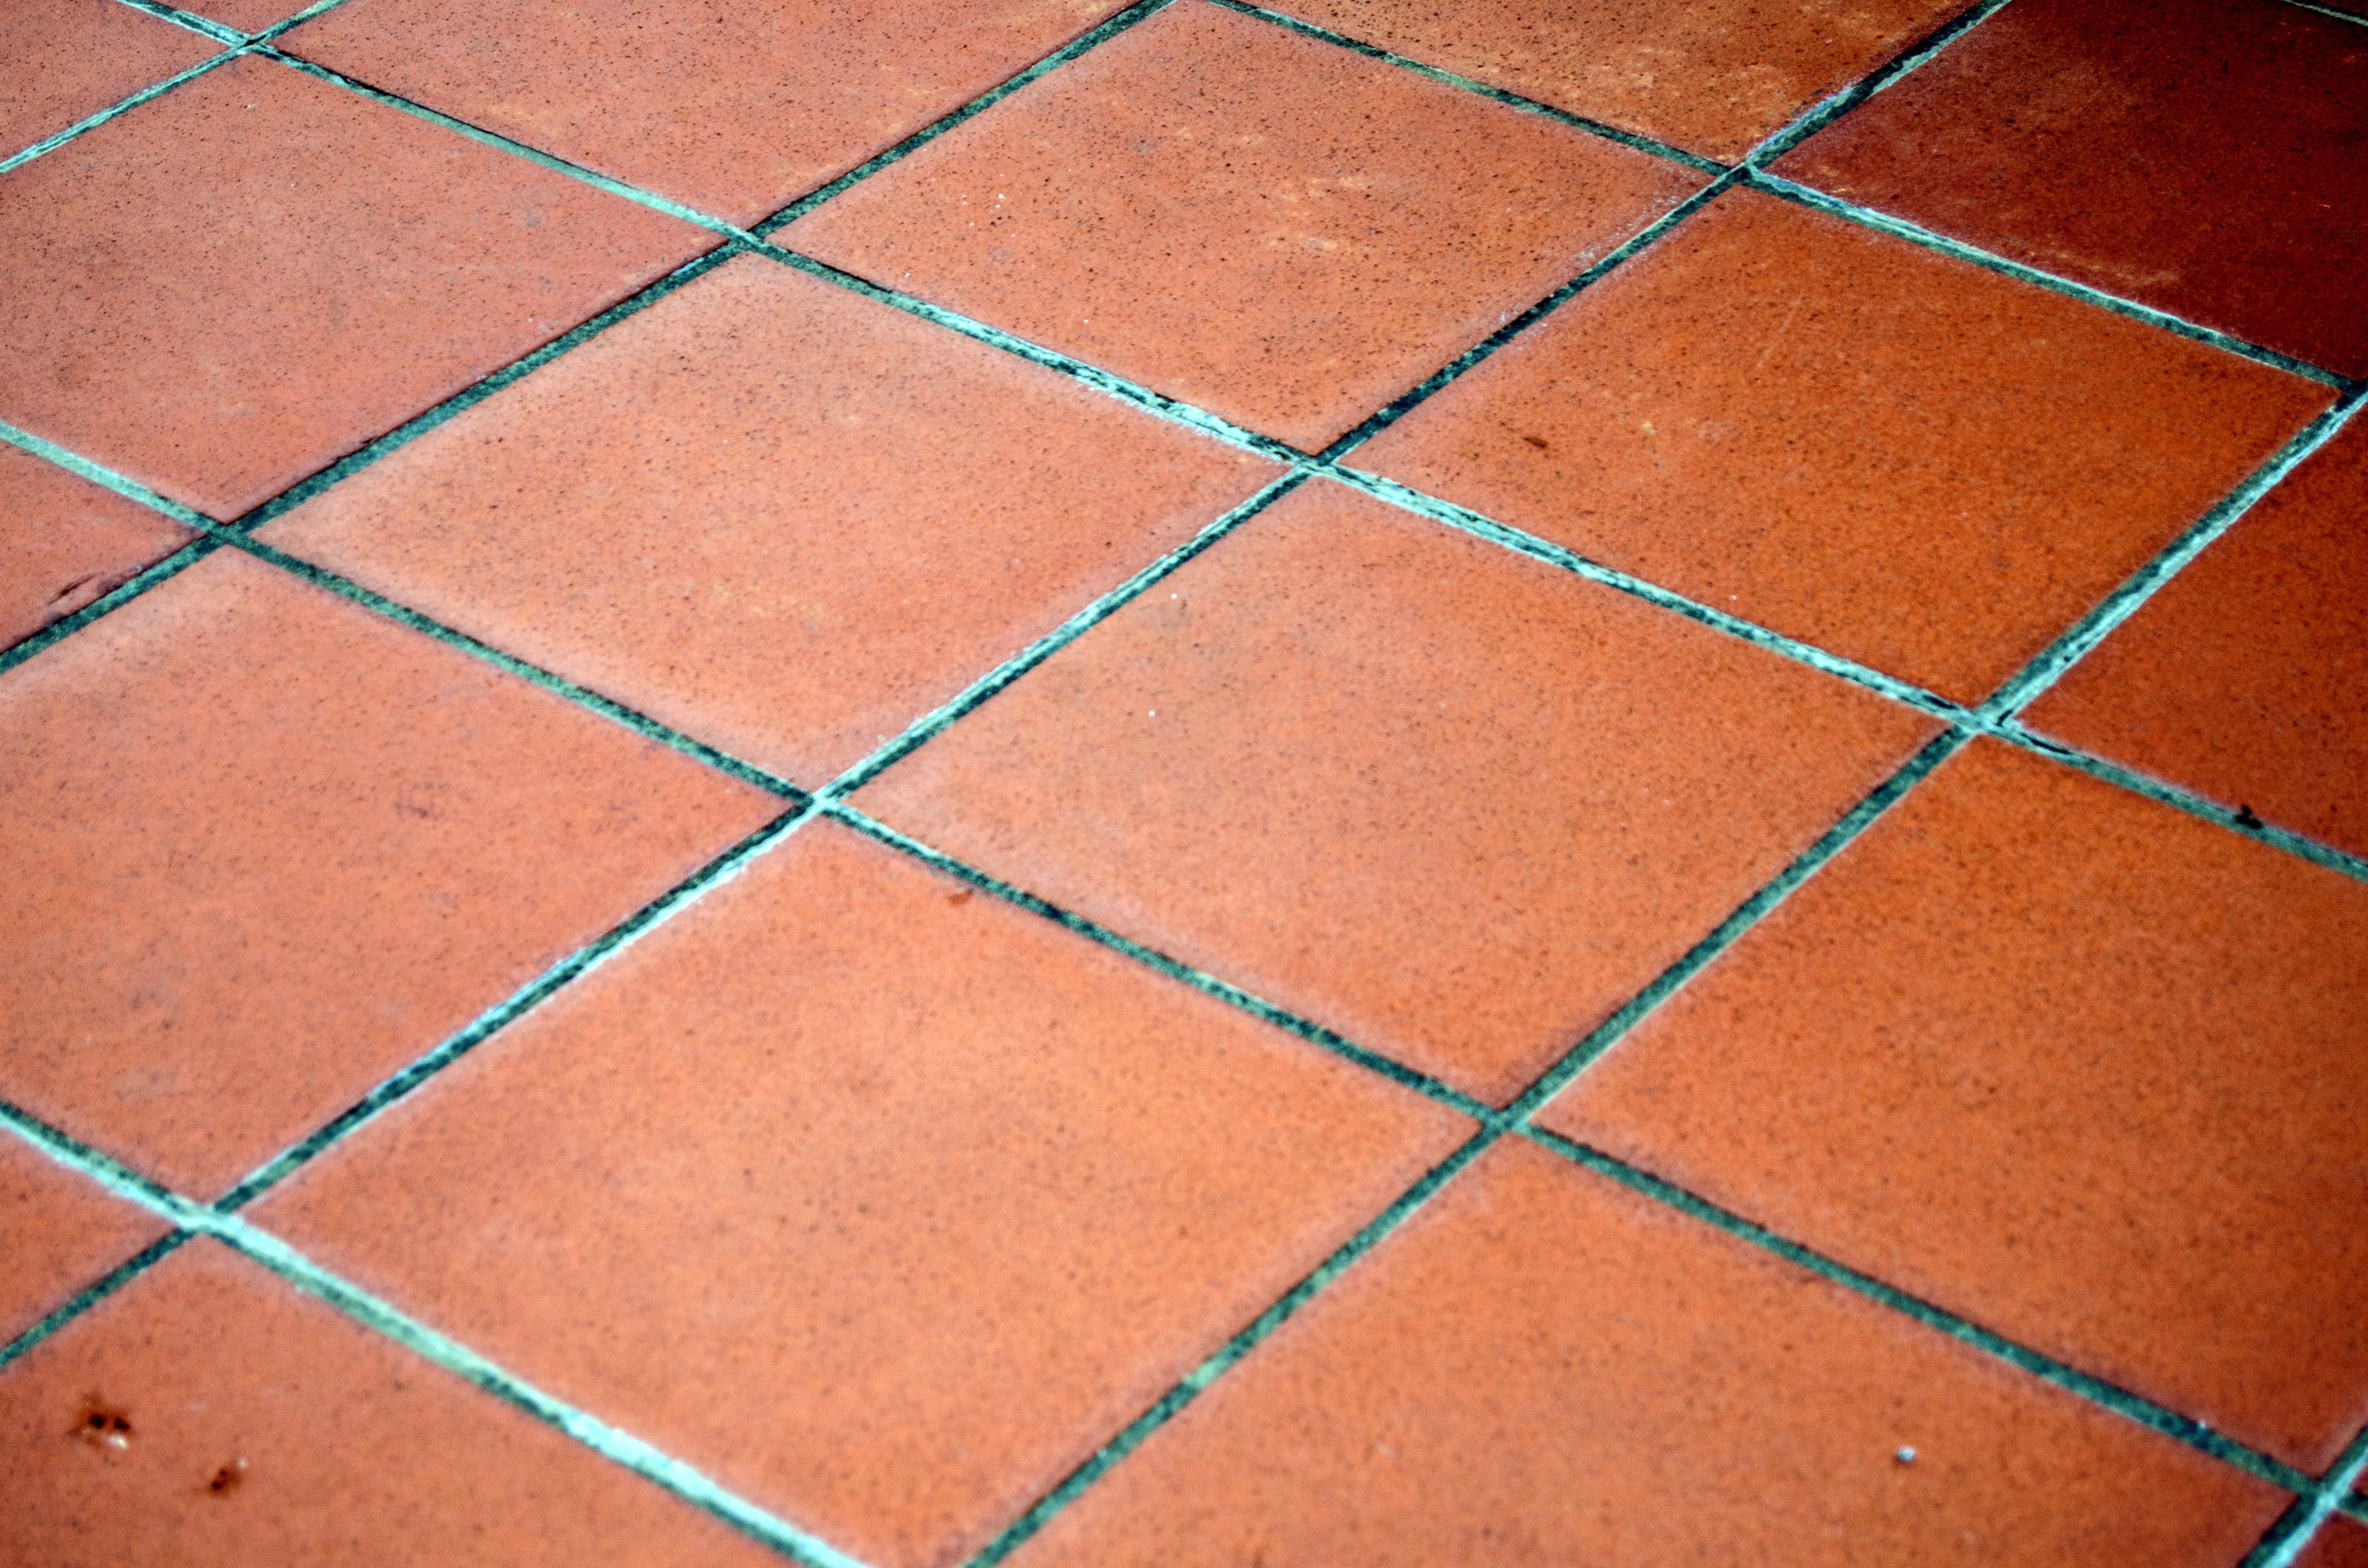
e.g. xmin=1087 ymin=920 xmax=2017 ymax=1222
xmin=1523 ymin=1128 xmax=2321 ymax=1498
xmin=1747 ymin=173 xmax=2355 ymax=390
xmin=2245 ymin=1423 xmax=2368 ymax=1567
xmin=244 ymin=0 xmax=368 ymax=45
xmin=0 ymin=44 xmax=249 ymax=175
xmin=107 ymin=0 xmax=242 ymax=43
xmin=0 ymin=537 xmax=219 ymax=678
xmin=2278 ymin=0 xmax=2368 ymax=27
xmin=824 ymin=804 xmax=1501 ymax=1127
xmin=1746 ymin=0 xmax=2019 ymax=166
xmin=1200 ymin=0 xmax=1724 ymax=175
xmin=1980 ymin=385 xmax=2368 ymax=719
xmin=0 ymin=1231 xmax=193 ymax=1374
xmin=753 ymin=0 xmax=1184 ymax=234
xmin=0 ymin=1102 xmax=876 ymax=1568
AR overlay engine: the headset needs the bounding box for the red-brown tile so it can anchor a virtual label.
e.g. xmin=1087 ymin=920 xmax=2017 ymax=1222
xmin=188 ymin=0 xmax=310 ymax=31
xmin=263 ymin=255 xmax=1279 ymax=784
xmin=783 ymin=0 xmax=1704 ymax=450
xmin=1266 ymin=0 xmax=1967 ymax=161
xmin=1014 ymin=1139 xmax=2284 ymax=1567
xmin=255 ymin=819 xmax=1467 ymax=1568
xmin=1777 ymin=0 xmax=2368 ymax=377
xmin=286 ymin=0 xmax=1127 ymax=226
xmin=856 ymin=479 xmax=1937 ymax=1103
xmin=0 ymin=551 xmax=778 ymax=1200
xmin=2022 ymin=415 xmax=2368 ymax=860
xmin=0 ymin=55 xmax=710 ymax=520
xmin=0 ymin=1241 xmax=782 ymax=1566
xmin=0 ymin=0 xmax=218 ymax=159
xmin=2302 ymin=1515 xmax=2368 ymax=1568
xmin=0 ymin=445 xmax=195 ymax=650
xmin=0 ymin=1139 xmax=167 ymax=1346
xmin=1546 ymin=738 xmax=2368 ymax=1470
xmin=1356 ymin=188 xmax=2331 ymax=703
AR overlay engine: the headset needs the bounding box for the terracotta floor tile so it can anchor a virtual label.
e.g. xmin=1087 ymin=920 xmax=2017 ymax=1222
xmin=188 ymin=0 xmax=310 ymax=31
xmin=0 ymin=1139 xmax=167 ymax=1347
xmin=0 ymin=445 xmax=195 ymax=651
xmin=261 ymin=255 xmax=1279 ymax=784
xmin=1355 ymin=188 xmax=2331 ymax=703
xmin=1776 ymin=0 xmax=2368 ymax=377
xmin=856 ymin=479 xmax=1936 ymax=1103
xmin=0 ymin=0 xmax=219 ymax=159
xmin=782 ymin=0 xmax=1704 ymax=450
xmin=0 ymin=551 xmax=777 ymax=1200
xmin=253 ymin=819 xmax=1466 ymax=1568
xmin=1545 ymin=738 xmax=2368 ymax=1470
xmin=1262 ymin=0 xmax=1966 ymax=162
xmin=284 ymin=0 xmax=1127 ymax=227
xmin=1013 ymin=1139 xmax=2285 ymax=1567
xmin=0 ymin=1240 xmax=782 ymax=1566
xmin=2304 ymin=1516 xmax=2368 ymax=1568
xmin=0 ymin=55 xmax=710 ymax=521
xmin=2021 ymin=415 xmax=2368 ymax=859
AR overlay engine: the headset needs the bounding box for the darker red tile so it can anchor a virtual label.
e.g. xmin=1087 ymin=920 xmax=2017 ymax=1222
xmin=255 ymin=819 xmax=1467 ymax=1568
xmin=0 ymin=55 xmax=710 ymax=520
xmin=286 ymin=0 xmax=1129 ymax=225
xmin=857 ymin=479 xmax=1937 ymax=1103
xmin=2302 ymin=1515 xmax=2368 ymax=1568
xmin=1356 ymin=188 xmax=2329 ymax=703
xmin=0 ymin=1241 xmax=782 ymax=1566
xmin=1546 ymin=738 xmax=2368 ymax=1470
xmin=0 ymin=0 xmax=218 ymax=159
xmin=262 ymin=254 xmax=1279 ymax=784
xmin=0 ymin=444 xmax=195 ymax=650
xmin=2022 ymin=414 xmax=2368 ymax=860
xmin=1777 ymin=0 xmax=2368 ymax=377
xmin=0 ymin=551 xmax=778 ymax=1199
xmin=0 ymin=1138 xmax=166 ymax=1346
xmin=1014 ymin=1139 xmax=2284 ymax=1567
xmin=784 ymin=0 xmax=1704 ymax=449
xmin=1264 ymin=0 xmax=1965 ymax=161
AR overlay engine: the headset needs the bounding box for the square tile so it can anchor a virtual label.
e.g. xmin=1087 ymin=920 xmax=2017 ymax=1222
xmin=285 ymin=0 xmax=1129 ymax=226
xmin=1544 ymin=738 xmax=2368 ymax=1470
xmin=262 ymin=255 xmax=1280 ymax=784
xmin=782 ymin=0 xmax=1705 ymax=450
xmin=1776 ymin=0 xmax=2368 ymax=377
xmin=2022 ymin=415 xmax=2368 ymax=859
xmin=253 ymin=819 xmax=1468 ymax=1568
xmin=0 ymin=54 xmax=711 ymax=520
xmin=0 ymin=444 xmax=195 ymax=650
xmin=856 ymin=479 xmax=1937 ymax=1103
xmin=1262 ymin=0 xmax=1967 ymax=161
xmin=1012 ymin=1139 xmax=2286 ymax=1567
xmin=1354 ymin=188 xmax=2332 ymax=703
xmin=0 ymin=1138 xmax=167 ymax=1346
xmin=0 ymin=1240 xmax=782 ymax=1566
xmin=0 ymin=0 xmax=219 ymax=160
xmin=0 ymin=551 xmax=778 ymax=1199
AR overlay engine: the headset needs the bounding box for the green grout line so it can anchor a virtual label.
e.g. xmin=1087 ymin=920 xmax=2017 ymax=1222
xmin=0 ymin=419 xmax=211 ymax=525
xmin=1746 ymin=172 xmax=2355 ymax=390
xmin=1981 ymin=387 xmax=2368 ymax=719
xmin=2243 ymin=1423 xmax=2368 ymax=1568
xmin=107 ymin=0 xmax=243 ymax=43
xmin=753 ymin=0 xmax=1182 ymax=234
xmin=2278 ymin=0 xmax=2368 ymax=27
xmin=822 ymin=471 xmax=1312 ymax=797
xmin=966 ymin=1128 xmax=1499 ymax=1566
xmin=0 ymin=45 xmax=249 ymax=175
xmin=1522 ymin=1128 xmax=2320 ymax=1500
xmin=1744 ymin=0 xmax=2018 ymax=167
xmin=213 ymin=802 xmax=822 ymax=1213
xmin=0 ymin=1231 xmax=193 ymax=1373
xmin=0 ymin=537 xmax=219 ymax=675
xmin=0 ymin=1102 xmax=876 ymax=1568
xmin=1202 ymin=0 xmax=1725 ymax=176
xmin=825 ymin=804 xmax=1503 ymax=1128
xmin=246 ymin=0 xmax=365 ymax=44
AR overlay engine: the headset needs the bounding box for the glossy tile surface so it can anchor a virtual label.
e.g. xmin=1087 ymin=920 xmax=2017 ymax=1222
xmin=1548 ymin=739 xmax=2368 ymax=1470
xmin=1778 ymin=0 xmax=2368 ymax=376
xmin=2024 ymin=414 xmax=2368 ymax=858
xmin=257 ymin=822 xmax=1468 ymax=1567
xmin=785 ymin=0 xmax=1705 ymax=449
xmin=1358 ymin=189 xmax=2329 ymax=702
xmin=1013 ymin=1140 xmax=2286 ymax=1567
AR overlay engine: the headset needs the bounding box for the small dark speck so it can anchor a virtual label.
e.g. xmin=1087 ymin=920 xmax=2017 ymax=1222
xmin=208 ymin=1458 xmax=249 ymax=1495
xmin=74 ymin=1400 xmax=133 ymax=1453
xmin=2235 ymin=804 xmax=2264 ymax=830
xmin=1520 ymin=435 xmax=1551 ymax=452
xmin=947 ymin=888 xmax=974 ymax=906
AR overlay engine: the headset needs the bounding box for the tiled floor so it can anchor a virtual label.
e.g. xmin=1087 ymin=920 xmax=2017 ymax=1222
xmin=2 ymin=0 xmax=2363 ymax=1563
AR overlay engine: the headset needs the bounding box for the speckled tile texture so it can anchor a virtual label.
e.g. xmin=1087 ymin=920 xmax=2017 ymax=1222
xmin=5 ymin=1 xmax=2367 ymax=1563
